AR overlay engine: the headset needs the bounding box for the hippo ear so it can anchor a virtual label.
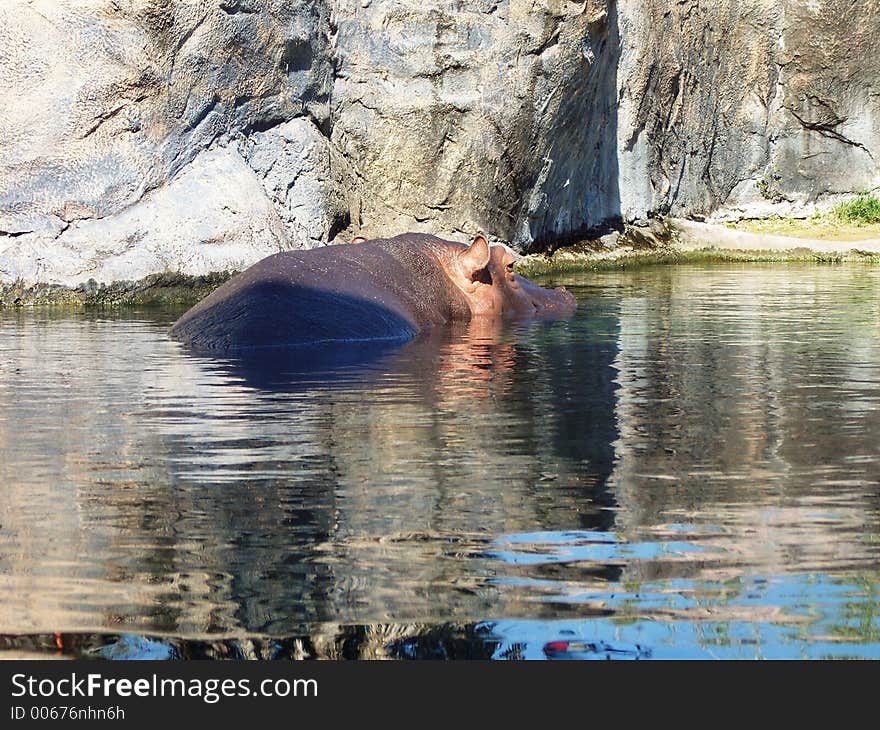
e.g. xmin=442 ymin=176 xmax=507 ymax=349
xmin=459 ymin=235 xmax=491 ymax=281
xmin=352 ymin=236 xmax=368 ymax=244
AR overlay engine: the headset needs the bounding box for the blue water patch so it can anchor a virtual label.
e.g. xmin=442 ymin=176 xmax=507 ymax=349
xmin=488 ymin=530 xmax=711 ymax=566
xmin=476 ymin=573 xmax=880 ymax=660
xmin=91 ymin=634 xmax=179 ymax=660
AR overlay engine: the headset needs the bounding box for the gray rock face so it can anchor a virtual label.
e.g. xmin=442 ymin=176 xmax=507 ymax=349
xmin=1 ymin=0 xmax=879 ymax=286
xmin=618 ymin=0 xmax=880 ymax=223
xmin=0 ymin=0 xmax=339 ymax=284
xmin=243 ymin=118 xmax=350 ymax=247
xmin=4 ymin=147 xmax=289 ymax=285
xmin=329 ymin=0 xmax=617 ymax=250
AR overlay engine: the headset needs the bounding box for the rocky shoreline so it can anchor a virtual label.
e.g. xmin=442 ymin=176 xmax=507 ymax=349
xmin=518 ymin=218 xmax=880 ymax=275
xmin=0 ymin=271 xmax=234 ymax=308
xmin=4 ymin=217 xmax=879 ymax=308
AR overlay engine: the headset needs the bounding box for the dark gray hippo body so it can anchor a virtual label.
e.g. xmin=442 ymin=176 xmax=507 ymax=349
xmin=169 ymin=232 xmax=575 ymax=352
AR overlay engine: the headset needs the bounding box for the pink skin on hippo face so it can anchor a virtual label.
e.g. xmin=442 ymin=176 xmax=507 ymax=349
xmin=437 ymin=235 xmax=577 ymax=318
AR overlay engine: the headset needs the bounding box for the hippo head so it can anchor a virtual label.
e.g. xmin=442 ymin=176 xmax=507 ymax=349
xmin=444 ymin=235 xmax=577 ymax=318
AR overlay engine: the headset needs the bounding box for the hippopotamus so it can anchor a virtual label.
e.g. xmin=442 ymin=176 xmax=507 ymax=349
xmin=169 ymin=232 xmax=576 ymax=352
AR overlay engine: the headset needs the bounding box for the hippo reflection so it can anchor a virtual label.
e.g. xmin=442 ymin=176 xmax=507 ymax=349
xmin=169 ymin=233 xmax=576 ymax=352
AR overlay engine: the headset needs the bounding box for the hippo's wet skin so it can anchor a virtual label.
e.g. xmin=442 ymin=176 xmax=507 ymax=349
xmin=169 ymin=233 xmax=576 ymax=352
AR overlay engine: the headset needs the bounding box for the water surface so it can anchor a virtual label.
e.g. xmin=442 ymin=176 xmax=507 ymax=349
xmin=1 ymin=264 xmax=879 ymax=659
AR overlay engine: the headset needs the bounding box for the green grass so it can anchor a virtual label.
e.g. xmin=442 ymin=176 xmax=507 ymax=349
xmin=832 ymin=193 xmax=880 ymax=224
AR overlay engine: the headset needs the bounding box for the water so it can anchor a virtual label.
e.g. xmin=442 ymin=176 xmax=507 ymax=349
xmin=1 ymin=263 xmax=879 ymax=660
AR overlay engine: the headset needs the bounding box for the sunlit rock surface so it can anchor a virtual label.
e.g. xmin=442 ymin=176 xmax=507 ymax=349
xmin=0 ymin=0 xmax=338 ymax=285
xmin=618 ymin=0 xmax=880 ymax=223
xmin=1 ymin=0 xmax=878 ymax=286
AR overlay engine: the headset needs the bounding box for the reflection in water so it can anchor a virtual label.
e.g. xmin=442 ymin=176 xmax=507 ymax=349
xmin=0 ymin=305 xmax=619 ymax=639
xmin=1 ymin=264 xmax=879 ymax=659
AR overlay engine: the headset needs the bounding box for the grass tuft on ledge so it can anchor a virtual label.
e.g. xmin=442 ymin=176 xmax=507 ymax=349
xmin=832 ymin=192 xmax=880 ymax=225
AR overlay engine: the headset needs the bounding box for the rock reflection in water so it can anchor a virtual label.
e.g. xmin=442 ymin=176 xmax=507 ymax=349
xmin=0 ymin=305 xmax=620 ymax=640
xmin=191 ymin=315 xmax=621 ymax=633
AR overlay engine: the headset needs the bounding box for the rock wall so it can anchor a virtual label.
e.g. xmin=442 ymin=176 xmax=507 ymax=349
xmin=329 ymin=0 xmax=618 ymax=249
xmin=618 ymin=0 xmax=880 ymax=223
xmin=1 ymin=0 xmax=878 ymax=286
xmin=0 ymin=0 xmax=345 ymax=285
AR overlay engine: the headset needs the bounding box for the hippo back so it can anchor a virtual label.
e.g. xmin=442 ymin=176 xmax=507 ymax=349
xmin=169 ymin=237 xmax=467 ymax=352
